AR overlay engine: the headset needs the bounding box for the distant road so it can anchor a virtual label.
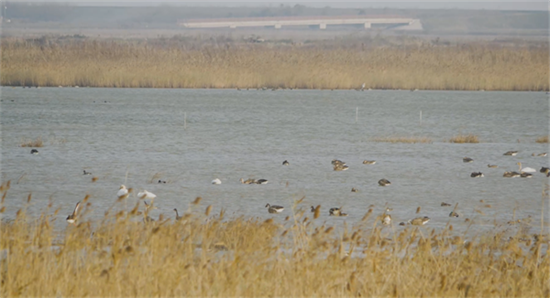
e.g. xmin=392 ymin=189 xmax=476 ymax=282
xmin=178 ymin=15 xmax=419 ymax=30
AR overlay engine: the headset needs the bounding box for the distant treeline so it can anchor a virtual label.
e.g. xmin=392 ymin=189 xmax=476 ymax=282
xmin=1 ymin=36 xmax=548 ymax=91
xmin=2 ymin=3 xmax=548 ymax=33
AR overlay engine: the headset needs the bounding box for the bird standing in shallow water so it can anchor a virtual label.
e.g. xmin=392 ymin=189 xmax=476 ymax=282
xmin=66 ymin=201 xmax=81 ymax=224
xmin=173 ymin=208 xmax=182 ymax=220
xmin=138 ymin=190 xmax=157 ymax=200
xmin=266 ymin=204 xmax=284 ymax=213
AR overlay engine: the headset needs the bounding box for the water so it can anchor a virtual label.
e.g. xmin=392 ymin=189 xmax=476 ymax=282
xmin=1 ymin=87 xmax=548 ymax=236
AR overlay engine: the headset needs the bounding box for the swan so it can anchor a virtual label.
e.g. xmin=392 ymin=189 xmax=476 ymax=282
xmin=211 ymin=178 xmax=222 ymax=185
xmin=409 ymin=216 xmax=430 ymax=225
xmin=378 ymin=178 xmax=391 ymax=186
xmin=66 ymin=201 xmax=81 ymax=224
xmin=517 ymin=162 xmax=536 ymax=173
xmin=138 ymin=190 xmax=157 ymax=200
xmin=265 ymin=203 xmax=284 ymax=213
xmin=463 ymin=157 xmax=473 ymax=163
xmin=117 ymin=185 xmax=129 ymax=199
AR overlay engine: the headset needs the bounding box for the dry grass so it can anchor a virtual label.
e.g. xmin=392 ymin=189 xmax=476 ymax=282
xmin=536 ymin=136 xmax=549 ymax=143
xmin=19 ymin=137 xmax=44 ymax=147
xmin=371 ymin=136 xmax=433 ymax=143
xmin=2 ymin=189 xmax=548 ymax=297
xmin=1 ymin=37 xmax=548 ymax=91
xmin=449 ymin=134 xmax=480 ymax=143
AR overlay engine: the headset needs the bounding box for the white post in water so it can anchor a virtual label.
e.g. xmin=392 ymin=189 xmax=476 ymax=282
xmin=420 ymin=110 xmax=422 ymax=125
xmin=184 ymin=112 xmax=187 ymax=130
xmin=355 ymin=107 xmax=358 ymax=123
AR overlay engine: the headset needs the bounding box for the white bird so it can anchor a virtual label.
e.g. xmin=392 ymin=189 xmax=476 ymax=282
xmin=211 ymin=178 xmax=222 ymax=185
xmin=517 ymin=162 xmax=536 ymax=173
xmin=117 ymin=185 xmax=129 ymax=199
xmin=138 ymin=190 xmax=157 ymax=200
xmin=382 ymin=214 xmax=392 ymax=225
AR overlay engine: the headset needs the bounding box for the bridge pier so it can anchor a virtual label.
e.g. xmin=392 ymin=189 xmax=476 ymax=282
xmin=319 ymin=23 xmax=326 ymax=30
xmin=364 ymin=22 xmax=371 ymax=29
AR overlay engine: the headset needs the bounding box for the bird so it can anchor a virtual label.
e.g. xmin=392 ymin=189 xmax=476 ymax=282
xmin=117 ymin=185 xmax=129 ymax=199
xmin=463 ymin=157 xmax=473 ymax=163
xmin=410 ymin=216 xmax=430 ymax=225
xmin=265 ymin=203 xmax=284 ymax=213
xmin=173 ymin=208 xmax=182 ymax=220
xmin=158 ymin=180 xmax=166 ymax=184
xmin=282 ymin=160 xmax=289 ymax=166
xmin=361 ymin=82 xmax=366 ymax=90
xmin=332 ymin=159 xmax=346 ymax=166
xmin=363 ymin=160 xmax=376 ymax=164
xmin=503 ymin=151 xmax=518 ymax=156
xmin=520 ymin=172 xmax=533 ymax=178
xmin=329 ymin=207 xmax=348 ymax=216
xmin=66 ymin=201 xmax=81 ymax=224
xmin=211 ymin=178 xmax=222 ymax=185
xmin=334 ymin=164 xmax=349 ymax=171
xmin=30 ymin=149 xmax=39 ymax=154
xmin=351 ymin=188 xmax=358 ymax=193
xmin=503 ymin=171 xmax=521 ymax=178
xmin=441 ymin=202 xmax=452 ymax=207
xmin=540 ymin=167 xmax=549 ymax=174
xmin=137 ymin=190 xmax=157 ymax=200
xmin=517 ymin=162 xmax=536 ymax=173
xmin=378 ymin=179 xmax=391 ymax=186
xmin=487 ymin=164 xmax=498 ymax=168
xmin=449 ymin=211 xmax=459 ymax=217
xmin=382 ymin=214 xmax=392 ymax=225
xmin=537 ymin=153 xmax=547 ymax=157
xmin=240 ymin=178 xmax=255 ymax=184
xmin=470 ymin=172 xmax=484 ymax=178
xmin=255 ymin=179 xmax=268 ymax=185
xmin=83 ymin=170 xmax=92 ymax=175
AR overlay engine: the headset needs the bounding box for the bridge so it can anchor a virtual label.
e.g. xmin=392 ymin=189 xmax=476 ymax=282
xmin=178 ymin=15 xmax=420 ymax=30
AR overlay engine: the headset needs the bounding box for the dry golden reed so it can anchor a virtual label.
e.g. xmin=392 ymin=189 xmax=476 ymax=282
xmin=19 ymin=137 xmax=43 ymax=147
xmin=449 ymin=134 xmax=480 ymax=143
xmin=371 ymin=136 xmax=433 ymax=143
xmin=0 ymin=197 xmax=548 ymax=297
xmin=536 ymin=135 xmax=549 ymax=143
xmin=1 ymin=37 xmax=548 ymax=91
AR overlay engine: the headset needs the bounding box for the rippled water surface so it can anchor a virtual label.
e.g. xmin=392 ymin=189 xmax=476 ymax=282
xmin=1 ymin=88 xmax=548 ymax=235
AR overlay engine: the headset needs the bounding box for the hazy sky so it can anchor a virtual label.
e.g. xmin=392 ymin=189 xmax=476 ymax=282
xmin=18 ymin=1 xmax=548 ymax=11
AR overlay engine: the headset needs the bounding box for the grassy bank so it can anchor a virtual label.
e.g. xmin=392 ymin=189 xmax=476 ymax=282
xmin=1 ymin=193 xmax=548 ymax=297
xmin=1 ymin=37 xmax=548 ymax=90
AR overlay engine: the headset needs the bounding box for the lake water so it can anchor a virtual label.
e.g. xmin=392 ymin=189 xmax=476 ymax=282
xmin=1 ymin=87 xmax=548 ymax=236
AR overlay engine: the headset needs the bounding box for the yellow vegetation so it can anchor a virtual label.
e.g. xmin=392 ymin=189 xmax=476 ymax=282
xmin=1 ymin=192 xmax=548 ymax=297
xmin=536 ymin=136 xmax=549 ymax=143
xmin=1 ymin=38 xmax=548 ymax=90
xmin=449 ymin=134 xmax=480 ymax=143
xmin=19 ymin=136 xmax=44 ymax=147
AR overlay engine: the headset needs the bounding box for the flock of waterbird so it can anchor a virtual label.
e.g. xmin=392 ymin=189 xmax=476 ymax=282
xmin=64 ymin=149 xmax=548 ymax=227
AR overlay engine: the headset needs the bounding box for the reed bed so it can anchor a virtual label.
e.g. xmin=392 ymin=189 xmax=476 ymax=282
xmin=371 ymin=136 xmax=433 ymax=143
xmin=1 ymin=191 xmax=548 ymax=297
xmin=536 ymin=136 xmax=549 ymax=143
xmin=19 ymin=136 xmax=44 ymax=147
xmin=449 ymin=134 xmax=480 ymax=143
xmin=1 ymin=37 xmax=548 ymax=91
